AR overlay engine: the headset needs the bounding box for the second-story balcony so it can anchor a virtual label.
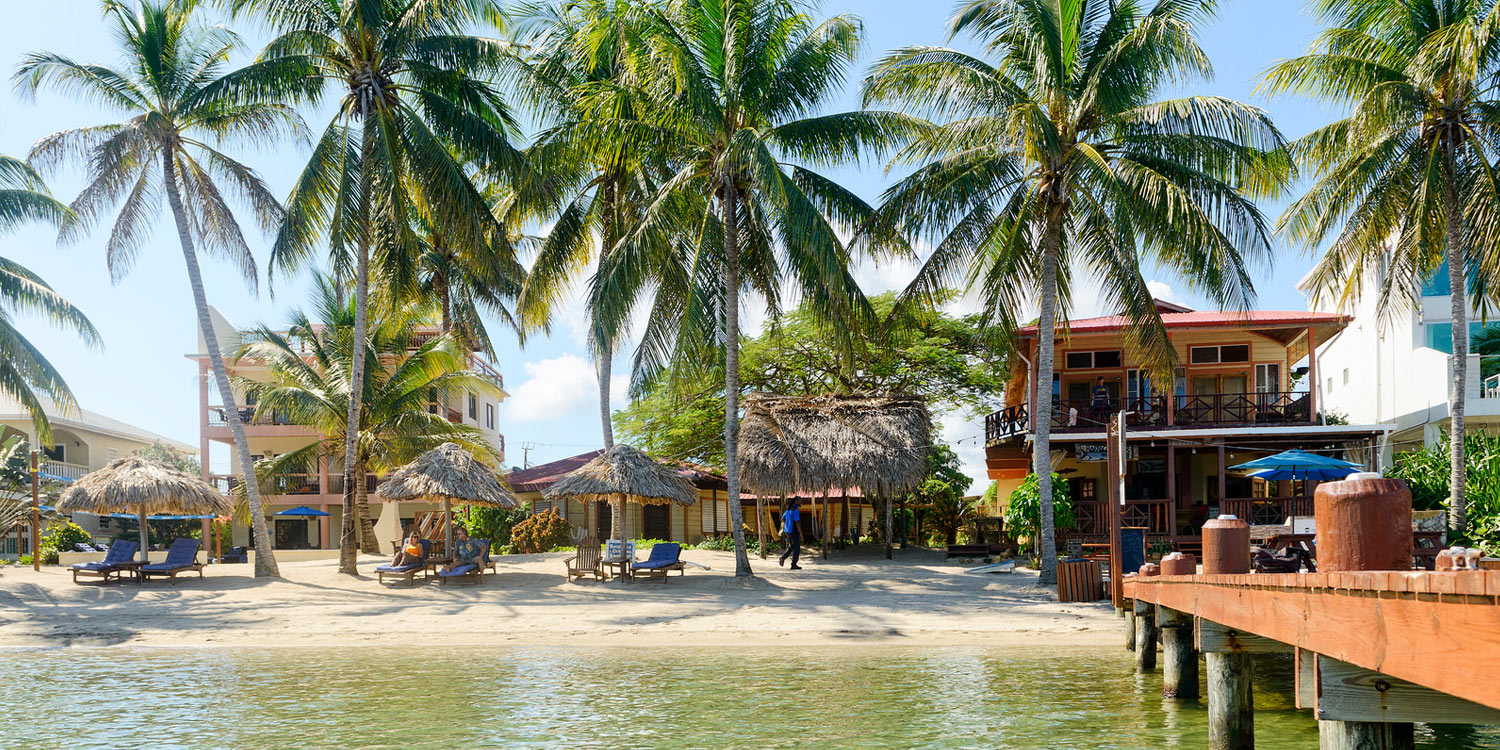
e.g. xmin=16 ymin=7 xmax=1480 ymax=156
xmin=207 ymin=406 xmax=301 ymax=427
xmin=985 ymin=391 xmax=1313 ymax=443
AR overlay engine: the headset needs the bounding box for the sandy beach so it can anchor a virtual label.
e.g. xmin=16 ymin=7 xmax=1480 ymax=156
xmin=0 ymin=547 xmax=1118 ymax=649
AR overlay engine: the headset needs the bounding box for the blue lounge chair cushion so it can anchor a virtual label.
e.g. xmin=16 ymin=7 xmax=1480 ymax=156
xmin=73 ymin=543 xmax=95 ymax=553
xmin=73 ymin=540 xmax=140 ymax=569
xmin=438 ymin=563 xmax=477 ymax=577
xmin=143 ymin=538 xmax=199 ymax=571
xmin=632 ymin=543 xmax=682 ymax=571
xmin=375 ymin=562 xmax=424 ymax=573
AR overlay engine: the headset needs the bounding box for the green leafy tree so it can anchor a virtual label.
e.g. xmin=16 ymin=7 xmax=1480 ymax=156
xmin=865 ymin=0 xmax=1289 ymax=584
xmin=228 ymin=0 xmax=523 ymax=574
xmin=614 ymin=0 xmax=921 ymax=576
xmin=132 ymin=441 xmax=199 ymax=475
xmin=1264 ymin=0 xmax=1500 ymax=534
xmin=1388 ymin=431 xmax=1500 ymax=555
xmin=617 ymin=294 xmax=1008 ymax=467
xmin=17 ymin=0 xmax=294 ymax=576
xmin=457 ymin=505 xmax=529 ymax=551
xmin=39 ymin=521 xmax=93 ymax=564
xmin=1004 ymin=473 xmax=1074 ymax=561
xmin=234 ymin=276 xmax=503 ymax=552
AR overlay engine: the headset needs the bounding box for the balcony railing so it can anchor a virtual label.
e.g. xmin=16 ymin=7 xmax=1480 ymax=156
xmin=209 ymin=473 xmax=322 ymax=496
xmin=44 ymin=461 xmax=90 ymax=480
xmin=207 ymin=407 xmax=301 ymax=427
xmin=1067 ymin=496 xmax=1314 ymax=539
xmin=985 ymin=391 xmax=1313 ymax=442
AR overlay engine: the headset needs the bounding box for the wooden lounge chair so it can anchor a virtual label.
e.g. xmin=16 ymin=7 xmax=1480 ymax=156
xmin=437 ymin=540 xmax=493 ymax=586
xmin=631 ymin=543 xmax=686 ymax=583
xmin=71 ymin=540 xmax=140 ymax=584
xmin=376 ymin=539 xmax=433 ymax=585
xmin=566 ymin=536 xmax=603 ymax=581
xmin=140 ymin=538 xmax=205 ymax=584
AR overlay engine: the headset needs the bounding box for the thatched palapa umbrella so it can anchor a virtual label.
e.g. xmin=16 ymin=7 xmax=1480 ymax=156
xmin=543 ymin=444 xmax=696 ymax=578
xmin=375 ymin=442 xmax=519 ymax=555
xmin=56 ymin=456 xmax=232 ymax=563
xmin=738 ymin=394 xmax=931 ymax=560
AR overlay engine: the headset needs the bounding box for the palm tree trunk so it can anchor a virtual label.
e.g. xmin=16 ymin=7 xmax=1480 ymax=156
xmin=340 ymin=234 xmax=370 ymax=574
xmin=1445 ymin=166 xmax=1469 ymax=533
xmin=354 ymin=459 xmax=379 ymax=553
xmin=721 ymin=175 xmax=751 ymax=576
xmin=435 ymin=262 xmax=451 ymax=335
xmin=1033 ymin=209 xmax=1062 ymax=587
xmin=161 ymin=152 xmax=279 ymax=577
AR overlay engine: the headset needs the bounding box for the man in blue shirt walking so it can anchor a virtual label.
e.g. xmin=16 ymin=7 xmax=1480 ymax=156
xmin=778 ymin=499 xmax=803 ymax=569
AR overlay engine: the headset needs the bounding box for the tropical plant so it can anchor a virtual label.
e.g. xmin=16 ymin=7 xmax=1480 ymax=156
xmin=512 ymin=0 xmax=666 ymax=461
xmin=510 ymin=507 xmax=572 ymax=553
xmin=603 ymin=0 xmax=922 ymax=577
xmin=1263 ymin=0 xmax=1500 ymax=534
xmin=39 ymin=521 xmax=93 ymax=564
xmin=864 ymin=0 xmax=1290 ymax=583
xmin=457 ymin=505 xmax=529 ymax=551
xmin=1004 ymin=472 xmax=1074 ymax=560
xmin=1474 ymin=325 xmax=1500 ymax=380
xmin=227 ymin=0 xmax=523 ymax=573
xmin=133 ymin=440 xmax=199 ymax=474
xmin=1388 ymin=431 xmax=1500 ymax=552
xmin=233 ymin=276 xmax=503 ymax=552
xmin=918 ymin=479 xmax=971 ymax=546
xmin=0 ymin=157 xmax=98 ymax=441
xmin=16 ymin=0 xmax=294 ymax=576
xmin=410 ymin=202 xmax=524 ymax=357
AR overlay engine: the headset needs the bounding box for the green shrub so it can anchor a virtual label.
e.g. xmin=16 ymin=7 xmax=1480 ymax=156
xmin=458 ymin=506 xmax=529 ymax=549
xmin=509 ymin=509 xmax=572 ymax=554
xmin=693 ymin=536 xmax=737 ymax=551
xmin=1003 ymin=473 xmax=1075 ymax=559
xmin=40 ymin=522 xmax=93 ymax=564
xmin=1387 ymin=429 xmax=1500 ymax=552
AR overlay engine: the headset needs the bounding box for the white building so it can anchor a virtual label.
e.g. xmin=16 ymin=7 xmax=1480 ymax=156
xmin=1302 ymin=261 xmax=1500 ymax=460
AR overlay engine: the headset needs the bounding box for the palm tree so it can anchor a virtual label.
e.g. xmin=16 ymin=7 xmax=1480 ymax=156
xmin=614 ymin=0 xmax=919 ymax=577
xmin=16 ymin=0 xmax=295 ymax=576
xmin=864 ymin=0 xmax=1291 ymax=584
xmin=1264 ymin=0 xmax=1500 ymax=534
xmin=410 ymin=202 xmax=524 ymax=357
xmin=511 ymin=0 xmax=664 ymax=456
xmin=227 ymin=0 xmax=523 ymax=573
xmin=234 ymin=276 xmax=503 ymax=549
xmin=0 ymin=156 xmax=100 ymax=440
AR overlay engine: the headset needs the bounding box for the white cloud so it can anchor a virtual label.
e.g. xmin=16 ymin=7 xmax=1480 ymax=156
xmin=937 ymin=412 xmax=987 ymax=496
xmin=505 ymin=354 xmax=627 ymax=423
xmin=1146 ymin=280 xmax=1186 ymax=307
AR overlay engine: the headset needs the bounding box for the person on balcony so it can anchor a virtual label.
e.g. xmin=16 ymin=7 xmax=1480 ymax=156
xmin=1090 ymin=377 xmax=1114 ymax=424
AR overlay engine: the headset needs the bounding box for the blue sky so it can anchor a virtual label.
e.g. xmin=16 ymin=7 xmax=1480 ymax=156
xmin=0 ymin=0 xmax=1333 ymax=492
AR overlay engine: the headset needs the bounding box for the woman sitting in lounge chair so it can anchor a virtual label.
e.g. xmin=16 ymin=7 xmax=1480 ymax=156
xmin=389 ymin=532 xmax=424 ymax=568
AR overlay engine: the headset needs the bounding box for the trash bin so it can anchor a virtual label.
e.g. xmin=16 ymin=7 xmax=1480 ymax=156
xmin=1057 ymin=559 xmax=1104 ymax=602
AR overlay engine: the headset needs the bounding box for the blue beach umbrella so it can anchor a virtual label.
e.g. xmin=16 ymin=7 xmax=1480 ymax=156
xmin=274 ymin=505 xmax=331 ymax=517
xmin=1230 ymin=450 xmax=1364 ymax=481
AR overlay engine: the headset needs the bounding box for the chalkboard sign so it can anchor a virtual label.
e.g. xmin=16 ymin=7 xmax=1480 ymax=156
xmin=1121 ymin=527 xmax=1147 ymax=573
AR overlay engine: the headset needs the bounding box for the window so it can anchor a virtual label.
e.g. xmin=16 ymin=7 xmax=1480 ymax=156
xmin=1326 ymin=377 xmax=1334 ymax=393
xmin=1190 ymin=344 xmax=1250 ymax=364
xmin=1421 ymin=261 xmax=1452 ymax=297
xmin=1064 ymin=350 xmax=1123 ymax=369
xmin=1254 ymin=363 xmax=1281 ymax=393
xmin=42 ymin=444 xmax=64 ymax=462
xmin=1423 ymin=321 xmax=1487 ymax=354
xmin=468 ymin=393 xmax=477 ymax=419
xmin=106 ymin=447 xmax=118 ymax=461
xmin=485 ymin=403 xmax=494 ymax=430
xmin=1343 ymin=368 xmax=1350 ymax=385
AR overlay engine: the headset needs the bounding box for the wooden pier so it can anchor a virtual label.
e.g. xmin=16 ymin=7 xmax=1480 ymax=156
xmin=1125 ymin=571 xmax=1500 ymax=749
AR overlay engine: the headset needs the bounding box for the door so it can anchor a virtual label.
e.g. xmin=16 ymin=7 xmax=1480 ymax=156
xmin=1221 ymin=374 xmax=1249 ymax=420
xmin=274 ymin=519 xmax=308 ymax=549
xmin=643 ymin=503 xmax=670 ymax=540
xmin=594 ymin=501 xmax=611 ymax=541
xmin=1254 ymin=363 xmax=1282 ymax=418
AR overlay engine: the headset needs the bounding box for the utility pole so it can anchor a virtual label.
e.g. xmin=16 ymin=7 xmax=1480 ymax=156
xmin=30 ymin=449 xmax=40 ymax=572
xmin=521 ymin=442 xmax=536 ymax=469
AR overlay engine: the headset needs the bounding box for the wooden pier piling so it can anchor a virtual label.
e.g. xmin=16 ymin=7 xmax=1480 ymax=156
xmin=1134 ymin=599 xmax=1157 ymax=672
xmin=1202 ymin=516 xmax=1253 ymax=750
xmin=1318 ymin=720 xmax=1414 ymax=750
xmin=1206 ymin=652 xmax=1253 ymax=750
xmin=1158 ymin=606 xmax=1197 ymax=700
xmin=1124 ymin=607 xmax=1136 ymax=651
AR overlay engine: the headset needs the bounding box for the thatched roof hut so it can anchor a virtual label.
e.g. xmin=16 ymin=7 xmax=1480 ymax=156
xmin=57 ymin=457 xmax=232 ymax=517
xmin=737 ymin=394 xmax=932 ymax=498
xmin=56 ymin=456 xmax=232 ymax=563
xmin=543 ymin=444 xmax=697 ymax=507
xmin=376 ymin=443 xmax=519 ymax=509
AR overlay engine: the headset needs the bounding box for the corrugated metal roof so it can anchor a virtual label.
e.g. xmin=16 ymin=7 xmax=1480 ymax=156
xmin=1017 ymin=309 xmax=1350 ymax=337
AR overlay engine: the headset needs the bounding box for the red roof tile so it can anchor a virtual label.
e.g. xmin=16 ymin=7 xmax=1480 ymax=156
xmin=505 ymin=450 xmax=729 ymax=493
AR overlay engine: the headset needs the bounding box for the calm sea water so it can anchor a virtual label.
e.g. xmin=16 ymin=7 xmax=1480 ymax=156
xmin=1 ymin=646 xmax=1494 ymax=749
